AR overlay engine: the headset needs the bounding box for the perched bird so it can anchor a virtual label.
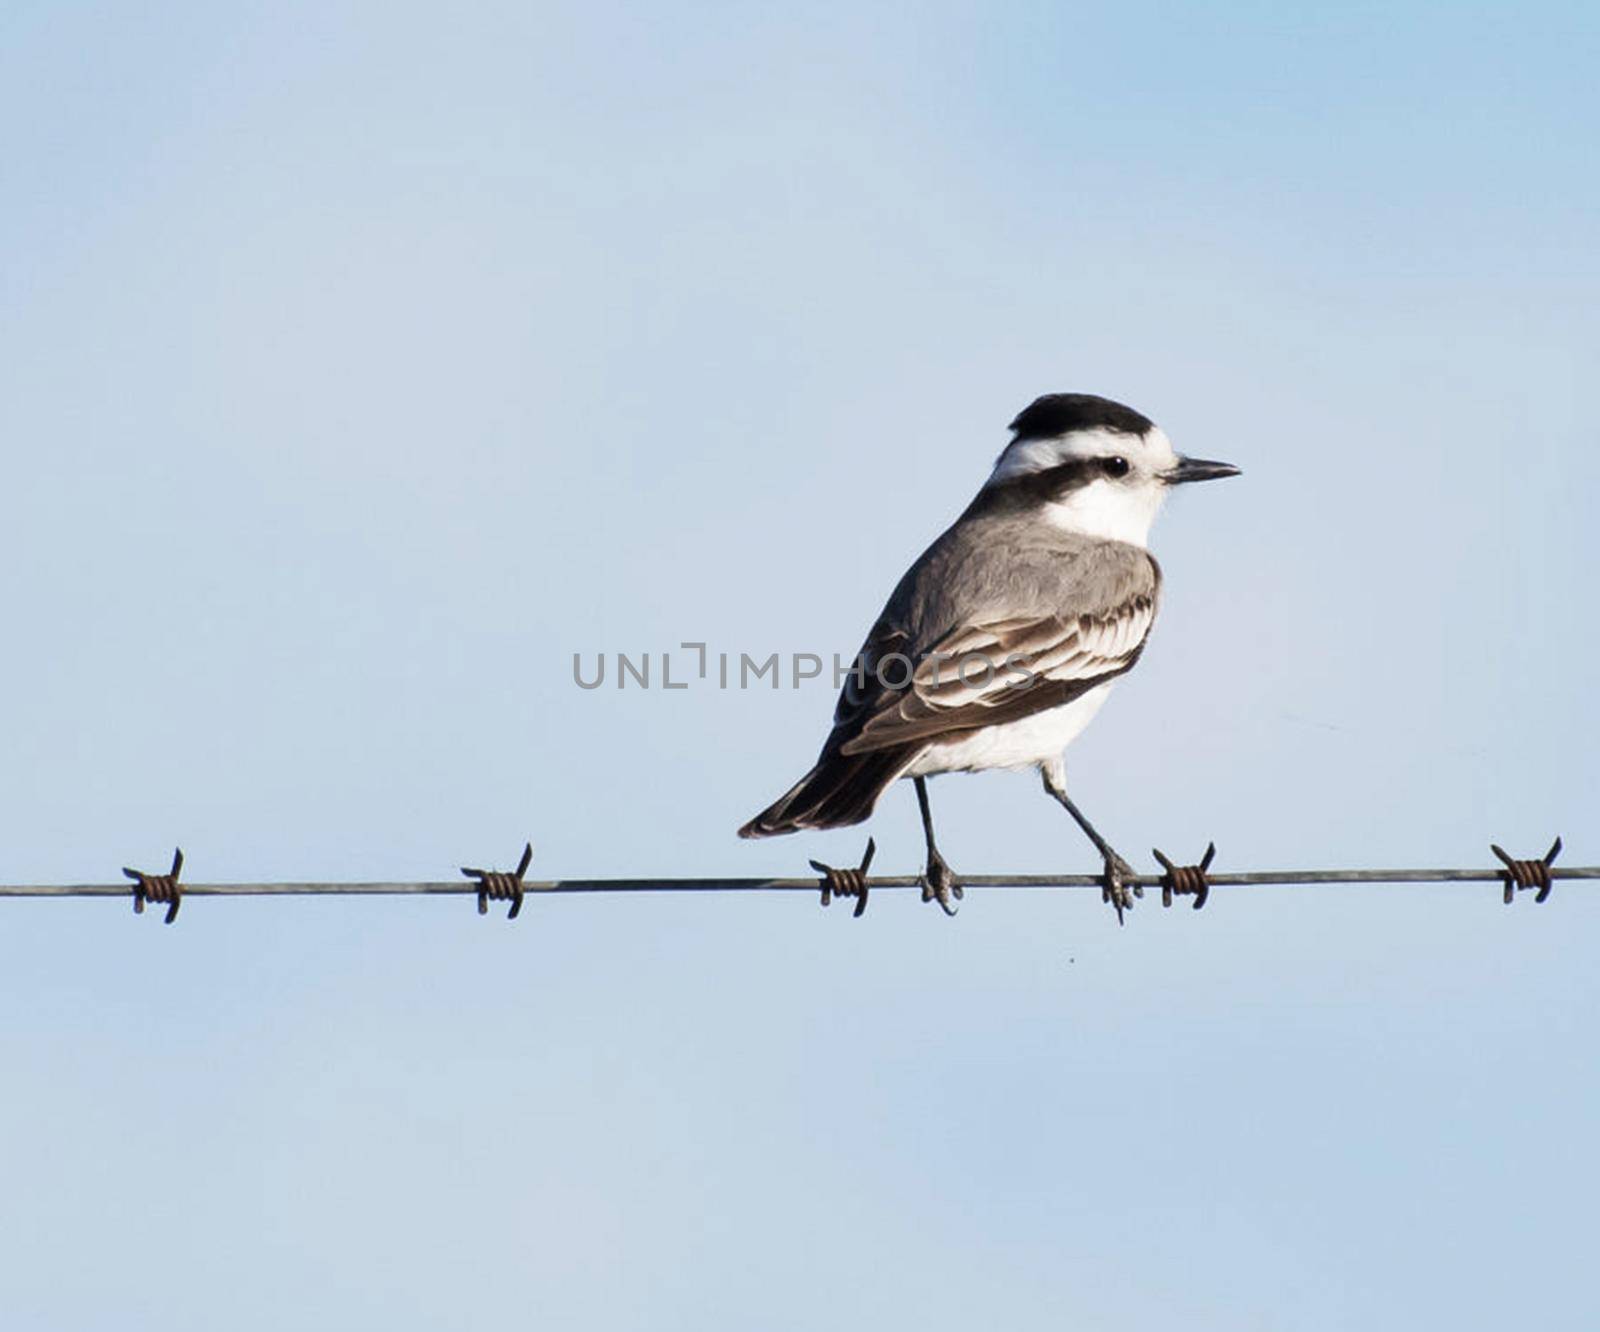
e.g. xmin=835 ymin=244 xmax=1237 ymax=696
xmin=738 ymin=392 xmax=1239 ymax=919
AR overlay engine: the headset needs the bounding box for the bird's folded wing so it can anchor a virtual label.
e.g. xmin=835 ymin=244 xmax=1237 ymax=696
xmin=836 ymin=593 xmax=1156 ymax=754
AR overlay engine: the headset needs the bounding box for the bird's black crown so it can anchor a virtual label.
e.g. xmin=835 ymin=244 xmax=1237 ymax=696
xmin=1008 ymin=393 xmax=1153 ymax=441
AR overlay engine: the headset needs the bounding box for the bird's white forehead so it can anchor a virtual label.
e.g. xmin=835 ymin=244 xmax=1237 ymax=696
xmin=990 ymin=426 xmax=1178 ymax=484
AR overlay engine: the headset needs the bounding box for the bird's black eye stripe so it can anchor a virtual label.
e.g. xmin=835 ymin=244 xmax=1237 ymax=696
xmin=1101 ymin=456 xmax=1130 ymax=478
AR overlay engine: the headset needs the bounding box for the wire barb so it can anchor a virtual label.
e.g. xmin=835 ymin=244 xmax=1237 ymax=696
xmin=809 ymin=838 xmax=876 ymax=918
xmin=461 ymin=842 xmax=533 ymax=919
xmin=122 ymin=847 xmax=184 ymax=924
xmin=1490 ymin=837 xmax=1562 ymax=905
xmin=1154 ymin=842 xmax=1216 ymax=910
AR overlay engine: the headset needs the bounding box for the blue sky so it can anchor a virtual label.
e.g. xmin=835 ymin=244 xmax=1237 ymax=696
xmin=2 ymin=3 xmax=1597 ymax=1328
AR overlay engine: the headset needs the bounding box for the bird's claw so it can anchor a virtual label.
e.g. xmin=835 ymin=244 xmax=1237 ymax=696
xmin=919 ymin=850 xmax=963 ymax=917
xmin=1100 ymin=852 xmax=1138 ymax=925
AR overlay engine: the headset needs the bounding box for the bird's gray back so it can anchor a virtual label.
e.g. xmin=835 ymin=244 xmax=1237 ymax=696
xmin=883 ymin=511 xmax=1160 ymax=649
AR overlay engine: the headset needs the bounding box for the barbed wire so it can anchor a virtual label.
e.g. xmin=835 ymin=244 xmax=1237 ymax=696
xmin=1 ymin=837 xmax=1593 ymax=922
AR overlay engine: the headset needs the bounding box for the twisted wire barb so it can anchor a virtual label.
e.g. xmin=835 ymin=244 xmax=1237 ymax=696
xmin=809 ymin=838 xmax=876 ymax=917
xmin=1154 ymin=842 xmax=1216 ymax=910
xmin=461 ymin=842 xmax=533 ymax=918
xmin=122 ymin=847 xmax=184 ymax=924
xmin=1490 ymin=837 xmax=1562 ymax=904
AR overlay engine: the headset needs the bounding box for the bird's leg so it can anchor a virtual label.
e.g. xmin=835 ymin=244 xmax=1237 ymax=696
xmin=1040 ymin=767 xmax=1139 ymax=924
xmin=914 ymin=776 xmax=962 ymax=917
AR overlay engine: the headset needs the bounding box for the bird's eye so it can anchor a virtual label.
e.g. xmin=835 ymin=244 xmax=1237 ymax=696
xmin=1101 ymin=456 xmax=1130 ymax=478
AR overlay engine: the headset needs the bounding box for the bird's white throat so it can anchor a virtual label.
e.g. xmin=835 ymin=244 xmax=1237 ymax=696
xmin=1038 ymin=479 xmax=1166 ymax=546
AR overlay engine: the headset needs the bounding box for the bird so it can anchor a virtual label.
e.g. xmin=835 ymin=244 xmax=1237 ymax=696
xmin=737 ymin=391 xmax=1240 ymax=920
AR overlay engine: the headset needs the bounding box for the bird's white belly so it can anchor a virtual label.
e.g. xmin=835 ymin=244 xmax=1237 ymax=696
xmin=903 ymin=682 xmax=1115 ymax=778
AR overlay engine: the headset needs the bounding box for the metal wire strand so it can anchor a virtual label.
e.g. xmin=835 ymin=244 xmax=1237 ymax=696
xmin=5 ymin=844 xmax=1598 ymax=907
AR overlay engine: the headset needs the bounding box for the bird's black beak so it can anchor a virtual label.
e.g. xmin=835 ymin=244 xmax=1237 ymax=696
xmin=1165 ymin=455 xmax=1241 ymax=485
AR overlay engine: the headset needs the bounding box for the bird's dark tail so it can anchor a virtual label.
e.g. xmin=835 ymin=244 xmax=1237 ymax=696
xmin=737 ymin=744 xmax=917 ymax=839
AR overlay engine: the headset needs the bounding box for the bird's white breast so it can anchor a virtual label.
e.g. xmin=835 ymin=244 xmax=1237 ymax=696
xmin=903 ymin=682 xmax=1115 ymax=778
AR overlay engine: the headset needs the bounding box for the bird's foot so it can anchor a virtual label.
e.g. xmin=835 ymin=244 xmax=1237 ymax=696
xmin=1100 ymin=850 xmax=1139 ymax=925
xmin=919 ymin=850 xmax=963 ymax=917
